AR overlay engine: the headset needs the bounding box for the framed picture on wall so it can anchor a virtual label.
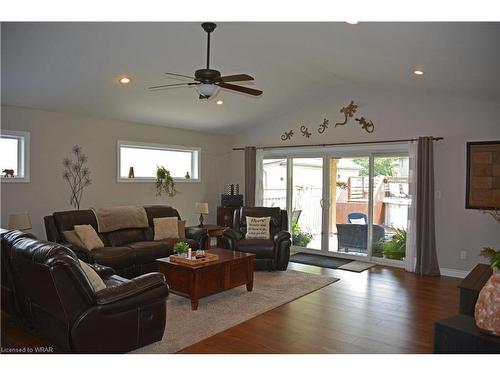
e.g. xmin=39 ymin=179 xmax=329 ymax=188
xmin=465 ymin=140 xmax=500 ymax=210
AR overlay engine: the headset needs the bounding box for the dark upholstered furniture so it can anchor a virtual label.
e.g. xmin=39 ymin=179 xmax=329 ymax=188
xmin=434 ymin=314 xmax=500 ymax=353
xmin=433 ymin=264 xmax=499 ymax=354
xmin=336 ymin=224 xmax=385 ymax=253
xmin=222 ymin=207 xmax=291 ymax=271
xmin=1 ymin=229 xmax=169 ymax=353
xmin=44 ymin=205 xmax=208 ymax=278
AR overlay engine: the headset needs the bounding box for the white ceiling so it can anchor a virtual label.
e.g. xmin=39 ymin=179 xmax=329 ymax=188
xmin=2 ymin=22 xmax=499 ymax=134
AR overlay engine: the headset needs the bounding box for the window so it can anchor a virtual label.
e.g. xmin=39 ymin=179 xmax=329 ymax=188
xmin=117 ymin=141 xmax=200 ymax=182
xmin=0 ymin=130 xmax=30 ymax=183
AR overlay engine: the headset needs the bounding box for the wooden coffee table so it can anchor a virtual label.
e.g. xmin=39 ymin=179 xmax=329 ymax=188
xmin=156 ymin=248 xmax=255 ymax=310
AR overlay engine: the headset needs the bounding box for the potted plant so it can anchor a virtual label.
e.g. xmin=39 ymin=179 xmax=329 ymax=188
xmin=291 ymin=217 xmax=314 ymax=247
xmin=156 ymin=166 xmax=178 ymax=197
xmin=173 ymin=241 xmax=190 ymax=257
xmin=381 ymin=228 xmax=406 ymax=260
xmin=475 ymin=247 xmax=500 ymax=336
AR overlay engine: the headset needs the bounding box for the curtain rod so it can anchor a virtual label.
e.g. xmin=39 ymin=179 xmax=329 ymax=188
xmin=232 ymin=137 xmax=444 ymax=151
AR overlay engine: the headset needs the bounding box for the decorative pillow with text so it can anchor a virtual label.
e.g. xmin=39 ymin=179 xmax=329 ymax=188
xmin=245 ymin=216 xmax=271 ymax=239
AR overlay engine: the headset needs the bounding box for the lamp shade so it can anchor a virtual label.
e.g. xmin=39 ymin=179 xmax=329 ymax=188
xmin=196 ymin=84 xmax=218 ymax=98
xmin=195 ymin=202 xmax=209 ymax=214
xmin=8 ymin=212 xmax=32 ymax=230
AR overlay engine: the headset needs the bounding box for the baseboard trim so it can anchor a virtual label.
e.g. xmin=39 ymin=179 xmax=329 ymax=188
xmin=440 ymin=267 xmax=470 ymax=279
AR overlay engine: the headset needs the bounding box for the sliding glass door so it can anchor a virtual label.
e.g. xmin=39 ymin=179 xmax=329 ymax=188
xmin=260 ymin=145 xmax=409 ymax=265
xmin=291 ymin=158 xmax=323 ymax=251
xmin=328 ymin=156 xmax=370 ymax=258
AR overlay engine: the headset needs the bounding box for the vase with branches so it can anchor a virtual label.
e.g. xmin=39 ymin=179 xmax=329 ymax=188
xmin=62 ymin=145 xmax=91 ymax=209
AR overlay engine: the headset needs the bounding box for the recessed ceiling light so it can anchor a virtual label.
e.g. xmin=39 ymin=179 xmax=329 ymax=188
xmin=413 ymin=70 xmax=424 ymax=76
xmin=345 ymin=21 xmax=359 ymax=25
xmin=216 ymin=100 xmax=224 ymax=105
xmin=118 ymin=76 xmax=131 ymax=84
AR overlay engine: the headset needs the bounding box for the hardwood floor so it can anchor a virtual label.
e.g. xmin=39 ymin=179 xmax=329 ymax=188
xmin=1 ymin=263 xmax=460 ymax=354
xmin=179 ymin=263 xmax=460 ymax=354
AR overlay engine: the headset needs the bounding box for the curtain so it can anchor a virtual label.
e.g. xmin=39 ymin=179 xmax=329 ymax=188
xmin=405 ymin=141 xmax=418 ymax=272
xmin=255 ymin=149 xmax=264 ymax=206
xmin=244 ymin=146 xmax=257 ymax=207
xmin=414 ymin=136 xmax=440 ymax=276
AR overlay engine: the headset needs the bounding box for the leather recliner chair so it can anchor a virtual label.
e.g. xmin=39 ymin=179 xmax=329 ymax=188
xmin=1 ymin=230 xmax=169 ymax=353
xmin=223 ymin=207 xmax=291 ymax=271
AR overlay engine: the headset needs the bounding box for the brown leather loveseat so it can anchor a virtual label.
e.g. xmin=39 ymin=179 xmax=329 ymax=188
xmin=1 ymin=229 xmax=169 ymax=353
xmin=44 ymin=205 xmax=208 ymax=278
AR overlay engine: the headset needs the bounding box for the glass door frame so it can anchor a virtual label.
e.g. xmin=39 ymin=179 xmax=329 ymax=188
xmin=259 ymin=143 xmax=410 ymax=267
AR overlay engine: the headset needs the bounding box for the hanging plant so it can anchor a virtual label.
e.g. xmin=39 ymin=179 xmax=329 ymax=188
xmin=62 ymin=145 xmax=91 ymax=210
xmin=156 ymin=166 xmax=178 ymax=197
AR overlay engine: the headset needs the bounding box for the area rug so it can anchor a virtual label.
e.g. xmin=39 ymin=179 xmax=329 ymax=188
xmin=290 ymin=252 xmax=352 ymax=269
xmin=338 ymin=260 xmax=376 ymax=272
xmin=290 ymin=252 xmax=375 ymax=273
xmin=132 ymin=269 xmax=338 ymax=354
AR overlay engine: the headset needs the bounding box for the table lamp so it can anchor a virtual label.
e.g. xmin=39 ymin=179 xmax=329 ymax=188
xmin=8 ymin=212 xmax=32 ymax=231
xmin=195 ymin=202 xmax=209 ymax=227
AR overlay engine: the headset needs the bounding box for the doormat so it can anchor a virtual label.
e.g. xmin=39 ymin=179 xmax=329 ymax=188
xmin=290 ymin=252 xmax=375 ymax=273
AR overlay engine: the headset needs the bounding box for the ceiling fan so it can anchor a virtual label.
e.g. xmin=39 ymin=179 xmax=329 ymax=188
xmin=148 ymin=22 xmax=263 ymax=100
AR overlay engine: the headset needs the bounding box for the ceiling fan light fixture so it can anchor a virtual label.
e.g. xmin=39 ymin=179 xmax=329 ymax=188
xmin=197 ymin=83 xmax=218 ymax=98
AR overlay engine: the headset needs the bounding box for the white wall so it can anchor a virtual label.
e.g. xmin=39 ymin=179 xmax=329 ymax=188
xmin=1 ymin=106 xmax=233 ymax=239
xmin=229 ymin=87 xmax=500 ymax=272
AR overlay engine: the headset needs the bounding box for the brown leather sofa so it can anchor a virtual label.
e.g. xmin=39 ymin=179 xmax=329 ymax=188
xmin=223 ymin=207 xmax=291 ymax=271
xmin=44 ymin=205 xmax=208 ymax=278
xmin=1 ymin=229 xmax=169 ymax=353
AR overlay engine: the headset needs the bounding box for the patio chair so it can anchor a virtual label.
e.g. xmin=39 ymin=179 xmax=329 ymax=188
xmin=337 ymin=223 xmax=385 ymax=254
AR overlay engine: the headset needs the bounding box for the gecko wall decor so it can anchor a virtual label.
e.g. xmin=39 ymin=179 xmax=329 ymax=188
xmin=278 ymin=100 xmax=375 ymax=142
xmin=281 ymin=129 xmax=294 ymax=141
xmin=300 ymin=125 xmax=312 ymax=138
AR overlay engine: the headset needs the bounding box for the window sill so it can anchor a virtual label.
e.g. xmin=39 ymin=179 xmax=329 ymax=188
xmin=116 ymin=177 xmax=200 ymax=183
xmin=1 ymin=177 xmax=30 ymax=183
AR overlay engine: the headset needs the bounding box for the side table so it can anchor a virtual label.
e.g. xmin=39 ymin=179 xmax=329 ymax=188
xmin=188 ymin=224 xmax=226 ymax=249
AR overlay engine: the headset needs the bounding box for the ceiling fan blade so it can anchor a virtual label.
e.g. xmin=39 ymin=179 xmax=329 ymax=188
xmin=218 ymin=82 xmax=262 ymax=96
xmin=217 ymin=74 xmax=254 ymax=83
xmin=148 ymin=82 xmax=197 ymax=90
xmin=164 ymin=72 xmax=197 ymax=80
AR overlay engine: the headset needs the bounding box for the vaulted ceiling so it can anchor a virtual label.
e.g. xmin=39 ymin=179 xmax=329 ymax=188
xmin=2 ymin=22 xmax=499 ymax=134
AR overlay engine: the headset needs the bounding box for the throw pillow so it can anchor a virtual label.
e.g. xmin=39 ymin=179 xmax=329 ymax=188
xmin=177 ymin=220 xmax=186 ymax=238
xmin=154 ymin=217 xmax=179 ymax=240
xmin=63 ymin=230 xmax=86 ymax=248
xmin=74 ymin=224 xmax=105 ymax=250
xmin=350 ymin=218 xmax=366 ymax=225
xmin=246 ymin=216 xmax=271 ymax=239
xmin=78 ymin=260 xmax=106 ymax=292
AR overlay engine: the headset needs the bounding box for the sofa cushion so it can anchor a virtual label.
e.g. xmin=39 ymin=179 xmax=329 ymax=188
xmin=153 ymin=217 xmax=179 ymax=240
xmin=245 ymin=216 xmax=271 ymax=239
xmin=63 ymin=230 xmax=86 ymax=249
xmin=127 ymin=241 xmax=172 ymax=263
xmin=144 ymin=205 xmax=180 ymax=227
xmin=91 ymin=246 xmax=136 ymax=269
xmin=104 ymin=228 xmax=146 ymax=247
xmin=53 ymin=210 xmax=98 ymax=234
xmin=236 ymin=239 xmax=275 ymax=259
xmin=74 ymin=225 xmax=105 ymax=250
xmin=78 ymin=260 xmax=107 ymax=292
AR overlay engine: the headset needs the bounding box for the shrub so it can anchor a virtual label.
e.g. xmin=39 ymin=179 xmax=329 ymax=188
xmin=382 ymin=228 xmax=406 ymax=260
xmin=291 ymin=217 xmax=314 ymax=247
